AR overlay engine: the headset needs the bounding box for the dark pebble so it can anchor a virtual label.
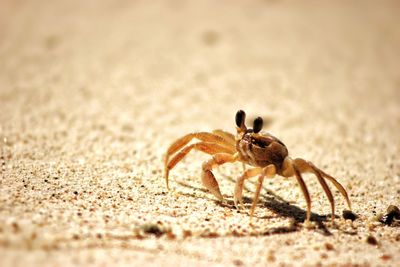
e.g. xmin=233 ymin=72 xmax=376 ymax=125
xmin=387 ymin=205 xmax=400 ymax=219
xmin=343 ymin=210 xmax=358 ymax=221
xmin=141 ymin=223 xmax=164 ymax=237
xmin=379 ymin=205 xmax=400 ymax=226
xmin=233 ymin=259 xmax=244 ymax=266
xmin=366 ymin=235 xmax=378 ymax=245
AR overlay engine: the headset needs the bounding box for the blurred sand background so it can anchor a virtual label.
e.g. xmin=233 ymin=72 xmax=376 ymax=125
xmin=1 ymin=0 xmax=400 ymax=266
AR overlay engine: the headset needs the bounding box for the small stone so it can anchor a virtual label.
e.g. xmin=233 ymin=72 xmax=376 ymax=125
xmin=380 ymin=254 xmax=391 ymax=261
xmin=378 ymin=205 xmax=400 ymax=226
xmin=166 ymin=230 xmax=176 ymax=240
xmin=267 ymin=251 xmax=276 ymax=262
xmin=233 ymin=259 xmax=244 ymax=266
xmin=231 ymin=230 xmax=244 ymax=237
xmin=285 ymin=239 xmax=294 ymax=246
xmin=396 ymin=234 xmax=400 ymax=241
xmin=366 ymin=235 xmax=378 ymax=245
xmin=141 ymin=223 xmax=164 ymax=237
xmin=343 ymin=210 xmax=357 ymax=221
xmin=183 ymin=230 xmax=192 ymax=238
xmin=11 ymin=222 xmax=20 ymax=233
xmin=324 ymin=243 xmax=334 ymax=251
xmin=200 ymin=230 xmax=219 ymax=238
xmin=387 ymin=205 xmax=400 ymax=219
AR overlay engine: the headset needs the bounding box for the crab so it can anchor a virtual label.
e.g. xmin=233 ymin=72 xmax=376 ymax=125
xmin=164 ymin=110 xmax=352 ymax=223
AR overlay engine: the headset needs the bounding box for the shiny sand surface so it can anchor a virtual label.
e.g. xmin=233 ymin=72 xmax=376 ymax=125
xmin=1 ymin=1 xmax=400 ymax=266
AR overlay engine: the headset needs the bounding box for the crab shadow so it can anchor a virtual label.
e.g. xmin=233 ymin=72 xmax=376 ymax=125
xmin=175 ymin=177 xmax=333 ymax=236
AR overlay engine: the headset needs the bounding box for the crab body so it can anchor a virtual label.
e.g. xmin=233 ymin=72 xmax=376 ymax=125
xmin=236 ymin=132 xmax=288 ymax=172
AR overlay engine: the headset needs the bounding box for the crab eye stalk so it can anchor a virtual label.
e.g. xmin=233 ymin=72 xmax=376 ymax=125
xmin=253 ymin=117 xmax=263 ymax=133
xmin=235 ymin=110 xmax=246 ymax=129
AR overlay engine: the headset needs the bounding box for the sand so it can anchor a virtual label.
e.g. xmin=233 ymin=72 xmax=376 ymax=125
xmin=1 ymin=0 xmax=400 ymax=266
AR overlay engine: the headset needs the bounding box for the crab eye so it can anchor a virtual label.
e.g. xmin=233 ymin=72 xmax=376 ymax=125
xmin=253 ymin=117 xmax=263 ymax=133
xmin=235 ymin=110 xmax=246 ymax=128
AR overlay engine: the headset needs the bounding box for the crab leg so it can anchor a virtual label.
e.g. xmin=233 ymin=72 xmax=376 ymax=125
xmin=281 ymin=158 xmax=312 ymax=223
xmin=250 ymin=175 xmax=265 ymax=220
xmin=249 ymin=164 xmax=276 ymax=220
xmin=294 ymin=158 xmax=351 ymax=211
xmin=165 ymin=142 xmax=234 ymax=190
xmin=292 ymin=163 xmax=312 ymax=223
xmin=312 ymin=168 xmax=335 ymax=221
xmin=293 ymin=158 xmax=335 ymax=221
xmin=165 ymin=132 xmax=236 ymax=169
xmin=212 ymin=129 xmax=236 ymax=146
xmin=201 ymin=153 xmax=239 ymax=202
xmin=234 ymin=167 xmax=263 ymax=209
xmin=317 ymin=168 xmax=352 ymax=210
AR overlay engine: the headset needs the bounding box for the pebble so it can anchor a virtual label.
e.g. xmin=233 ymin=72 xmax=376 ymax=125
xmin=324 ymin=243 xmax=334 ymax=251
xmin=342 ymin=210 xmax=357 ymax=221
xmin=140 ymin=223 xmax=165 ymax=237
xmin=366 ymin=235 xmax=378 ymax=246
xmin=375 ymin=205 xmax=400 ymax=226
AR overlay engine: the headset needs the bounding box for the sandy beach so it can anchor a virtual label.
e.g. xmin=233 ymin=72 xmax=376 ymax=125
xmin=1 ymin=0 xmax=400 ymax=266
